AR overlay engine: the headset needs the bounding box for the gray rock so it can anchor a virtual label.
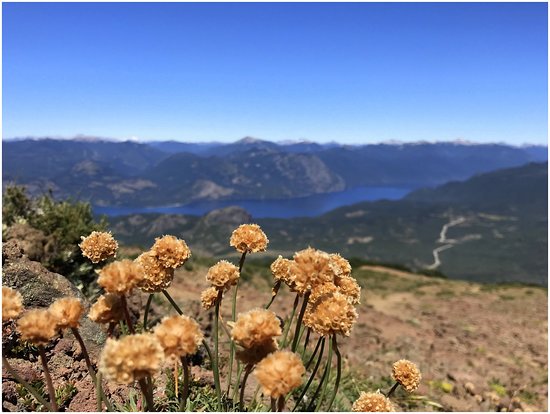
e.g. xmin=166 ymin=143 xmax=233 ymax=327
xmin=2 ymin=240 xmax=105 ymax=352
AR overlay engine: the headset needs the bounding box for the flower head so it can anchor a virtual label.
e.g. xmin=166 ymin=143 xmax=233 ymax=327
xmin=270 ymin=256 xmax=295 ymax=287
xmin=335 ymin=275 xmax=361 ymax=305
xmin=303 ymin=291 xmax=358 ymax=337
xmin=99 ymin=334 xmax=164 ymax=384
xmin=154 ymin=315 xmax=204 ymax=360
xmin=98 ymin=259 xmax=144 ymax=294
xmin=230 ymin=308 xmax=282 ymax=349
xmin=206 ymin=260 xmax=239 ymax=291
xmin=88 ymin=294 xmax=125 ymax=324
xmin=17 ymin=309 xmax=57 ymax=346
xmin=230 ymin=224 xmax=269 ymax=253
xmin=329 ymin=253 xmax=352 ymax=277
xmin=135 ymin=251 xmax=175 ymax=293
xmin=2 ymin=286 xmax=23 ymax=321
xmin=151 ymin=235 xmax=191 ymax=269
xmin=392 ymin=359 xmax=421 ymax=392
xmin=79 ymin=231 xmax=118 ymax=263
xmin=254 ymin=350 xmax=305 ymax=398
xmin=200 ymin=287 xmax=220 ymax=310
xmin=49 ymin=297 xmax=84 ymax=330
xmin=291 ymin=248 xmax=334 ymax=295
xmin=352 ymin=391 xmax=395 ymax=412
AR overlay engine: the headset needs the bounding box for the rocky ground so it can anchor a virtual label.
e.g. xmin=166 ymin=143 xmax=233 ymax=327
xmin=2 ymin=242 xmax=547 ymax=412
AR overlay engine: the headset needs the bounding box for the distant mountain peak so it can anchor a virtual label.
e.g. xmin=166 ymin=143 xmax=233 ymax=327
xmin=236 ymin=136 xmax=266 ymax=144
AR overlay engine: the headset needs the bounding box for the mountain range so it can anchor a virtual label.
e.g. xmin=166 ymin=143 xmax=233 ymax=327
xmin=3 ymin=137 xmax=547 ymax=206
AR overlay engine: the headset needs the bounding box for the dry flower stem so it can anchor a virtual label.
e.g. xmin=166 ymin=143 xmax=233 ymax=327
xmin=291 ymin=292 xmax=310 ymax=352
xmin=120 ymin=295 xmax=135 ymax=334
xmin=71 ymin=327 xmax=114 ymax=411
xmin=143 ymin=293 xmax=154 ymax=331
xmin=281 ymin=294 xmax=300 ymax=347
xmin=239 ymin=364 xmax=253 ymax=411
xmin=265 ymin=281 xmax=281 ymax=309
xmin=213 ymin=290 xmax=223 ymax=410
xmin=326 ymin=335 xmax=342 ymax=411
xmin=305 ymin=336 xmax=324 ymax=370
xmin=2 ymin=355 xmax=52 ymax=410
xmin=174 ymin=361 xmax=179 ymax=398
xmin=227 ymin=251 xmax=247 ymax=395
xmin=277 ymin=395 xmax=285 ymax=412
xmin=270 ymin=397 xmax=277 ymax=412
xmin=293 ymin=337 xmax=325 ymax=412
xmin=138 ymin=377 xmax=155 ymax=411
xmin=180 ymin=356 xmax=190 ymax=411
xmin=316 ymin=337 xmax=334 ymax=412
xmin=301 ymin=327 xmax=311 ymax=358
xmin=232 ymin=363 xmax=244 ymax=405
xmin=96 ymin=372 xmax=103 ymax=412
xmin=161 ymin=289 xmax=220 ymax=407
xmin=38 ymin=346 xmax=58 ymax=411
xmin=307 ymin=338 xmax=332 ymax=411
xmin=385 ymin=382 xmax=399 ymax=398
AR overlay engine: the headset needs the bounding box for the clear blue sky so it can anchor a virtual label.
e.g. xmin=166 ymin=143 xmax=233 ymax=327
xmin=3 ymin=2 xmax=548 ymax=145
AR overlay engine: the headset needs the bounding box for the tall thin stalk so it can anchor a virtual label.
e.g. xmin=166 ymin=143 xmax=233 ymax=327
xmin=326 ymin=335 xmax=342 ymax=411
xmin=291 ymin=292 xmax=310 ymax=352
xmin=305 ymin=336 xmax=323 ymax=370
xmin=143 ymin=293 xmax=154 ymax=331
xmin=161 ymin=290 xmax=183 ymax=315
xmin=293 ymin=337 xmax=325 ymax=411
xmin=138 ymin=377 xmax=155 ymax=411
xmin=239 ymin=364 xmax=253 ymax=411
xmin=265 ymin=281 xmax=281 ymax=309
xmin=281 ymin=294 xmax=300 ymax=347
xmin=306 ymin=337 xmax=332 ymax=411
xmin=385 ymin=382 xmax=399 ymax=398
xmin=232 ymin=363 xmax=244 ymax=406
xmin=96 ymin=372 xmax=103 ymax=412
xmin=301 ymin=328 xmax=311 ymax=358
xmin=120 ymin=295 xmax=135 ymax=334
xmin=213 ymin=291 xmax=223 ymax=410
xmin=315 ymin=336 xmax=333 ymax=411
xmin=227 ymin=252 xmax=247 ymax=395
xmin=71 ymin=327 xmax=113 ymax=411
xmin=180 ymin=356 xmax=190 ymax=411
xmin=37 ymin=346 xmax=58 ymax=411
xmin=2 ymin=355 xmax=52 ymax=410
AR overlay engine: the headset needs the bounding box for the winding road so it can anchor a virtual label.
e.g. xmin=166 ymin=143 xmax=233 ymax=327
xmin=427 ymin=216 xmax=466 ymax=270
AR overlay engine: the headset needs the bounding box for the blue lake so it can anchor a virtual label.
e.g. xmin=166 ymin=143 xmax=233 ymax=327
xmin=94 ymin=186 xmax=413 ymax=219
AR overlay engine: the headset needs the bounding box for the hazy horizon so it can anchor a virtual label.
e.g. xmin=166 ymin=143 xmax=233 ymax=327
xmin=4 ymin=2 xmax=548 ymax=145
xmin=3 ymin=134 xmax=548 ymax=148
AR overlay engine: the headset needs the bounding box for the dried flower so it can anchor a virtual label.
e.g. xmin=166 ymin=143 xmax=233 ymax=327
xmin=270 ymin=256 xmax=295 ymax=287
xmin=135 ymin=251 xmax=175 ymax=293
xmin=79 ymin=231 xmax=118 ymax=263
xmin=206 ymin=260 xmax=239 ymax=291
xmin=99 ymin=334 xmax=164 ymax=384
xmin=88 ymin=294 xmax=124 ymax=324
xmin=352 ymin=391 xmax=395 ymax=412
xmin=230 ymin=308 xmax=282 ymax=349
xmin=200 ymin=287 xmax=220 ymax=310
xmin=230 ymin=224 xmax=269 ymax=253
xmin=154 ymin=315 xmax=204 ymax=360
xmin=254 ymin=350 xmax=305 ymax=398
xmin=329 ymin=253 xmax=352 ymax=277
xmin=335 ymin=275 xmax=361 ymax=304
xmin=303 ymin=291 xmax=358 ymax=337
xmin=291 ymin=247 xmax=334 ymax=295
xmin=151 ymin=235 xmax=191 ymax=269
xmin=98 ymin=259 xmax=144 ymax=294
xmin=2 ymin=286 xmax=23 ymax=321
xmin=392 ymin=359 xmax=421 ymax=392
xmin=49 ymin=297 xmax=84 ymax=330
xmin=17 ymin=309 xmax=57 ymax=346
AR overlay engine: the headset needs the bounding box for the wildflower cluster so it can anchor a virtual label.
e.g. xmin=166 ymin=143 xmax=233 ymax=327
xmin=2 ymin=223 xmax=423 ymax=413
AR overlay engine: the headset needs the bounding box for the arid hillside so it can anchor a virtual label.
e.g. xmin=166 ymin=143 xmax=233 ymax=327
xmin=161 ymin=260 xmax=548 ymax=412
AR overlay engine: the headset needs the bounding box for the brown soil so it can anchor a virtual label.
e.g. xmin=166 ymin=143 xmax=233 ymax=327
xmin=164 ymin=263 xmax=548 ymax=412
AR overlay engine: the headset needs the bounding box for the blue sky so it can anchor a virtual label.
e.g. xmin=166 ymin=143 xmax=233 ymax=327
xmin=3 ymin=2 xmax=548 ymax=145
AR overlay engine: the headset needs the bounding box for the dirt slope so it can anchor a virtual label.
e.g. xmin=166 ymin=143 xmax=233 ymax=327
xmin=164 ymin=262 xmax=548 ymax=412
